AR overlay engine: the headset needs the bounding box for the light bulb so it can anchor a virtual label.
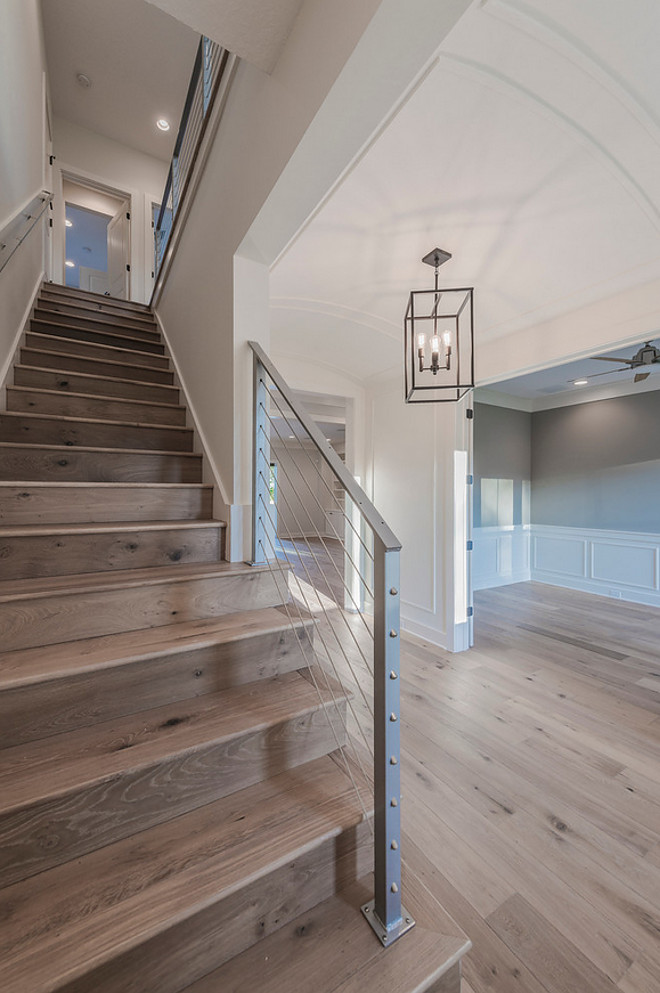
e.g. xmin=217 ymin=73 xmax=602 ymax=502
xmin=431 ymin=335 xmax=439 ymax=353
xmin=65 ymin=260 xmax=75 ymax=268
xmin=417 ymin=333 xmax=425 ymax=349
xmin=442 ymin=330 xmax=451 ymax=347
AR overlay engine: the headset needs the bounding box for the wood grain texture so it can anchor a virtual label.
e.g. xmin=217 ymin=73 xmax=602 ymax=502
xmin=0 ymin=610 xmax=312 ymax=746
xmin=0 ymin=443 xmax=202 ymax=483
xmin=26 ymin=330 xmax=169 ymax=366
xmin=0 ymin=673 xmax=348 ymax=886
xmin=20 ymin=347 xmax=175 ymax=383
xmin=0 ymin=482 xmax=213 ymax=524
xmin=0 ymin=411 xmax=193 ymax=452
xmin=0 ymin=520 xmax=223 ymax=580
xmin=0 ymin=411 xmax=194 ymax=452
xmin=7 ymin=386 xmax=187 ymax=425
xmin=40 ymin=283 xmax=152 ymax=314
xmin=0 ymin=756 xmax=372 ymax=993
xmin=316 ymin=581 xmax=660 ymax=992
xmin=0 ymin=563 xmax=287 ymax=650
xmin=178 ymin=854 xmax=468 ymax=993
xmin=33 ymin=308 xmax=160 ymax=336
xmin=14 ymin=365 xmax=180 ymax=403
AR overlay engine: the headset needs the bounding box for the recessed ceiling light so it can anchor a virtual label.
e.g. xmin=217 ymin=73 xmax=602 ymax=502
xmin=288 ymin=435 xmax=295 ymax=440
xmin=65 ymin=260 xmax=75 ymax=268
xmin=573 ymin=379 xmax=588 ymax=386
xmin=156 ymin=118 xmax=170 ymax=132
xmin=65 ymin=219 xmax=73 ymax=228
xmin=76 ymin=72 xmax=92 ymax=88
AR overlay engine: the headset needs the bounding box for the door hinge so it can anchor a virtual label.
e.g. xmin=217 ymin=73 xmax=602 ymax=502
xmin=467 ymin=606 xmax=474 ymax=618
xmin=466 ymin=539 xmax=473 ymax=551
xmin=49 ymin=154 xmax=56 ymax=165
xmin=126 ymin=264 xmax=131 ymax=272
xmin=126 ymin=212 xmax=131 ymax=220
xmin=49 ymin=218 xmax=53 ymax=228
xmin=466 ymin=474 xmax=473 ymax=485
xmin=466 ymin=408 xmax=474 ymax=419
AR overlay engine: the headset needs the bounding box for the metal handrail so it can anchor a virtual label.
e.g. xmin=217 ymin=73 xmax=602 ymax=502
xmin=248 ymin=341 xmax=401 ymax=552
xmin=154 ymin=37 xmax=228 ymax=277
xmin=249 ymin=340 xmax=414 ymax=948
xmin=0 ymin=191 xmax=52 ymax=276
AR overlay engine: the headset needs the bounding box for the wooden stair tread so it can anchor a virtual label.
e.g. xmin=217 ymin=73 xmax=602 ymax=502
xmin=14 ymin=363 xmax=180 ymax=394
xmin=181 ymin=862 xmax=469 ymax=993
xmin=40 ymin=283 xmax=152 ymax=312
xmin=0 ymin=440 xmax=201 ymax=457
xmin=0 ymin=408 xmax=192 ymax=434
xmin=0 ymin=480 xmax=209 ymax=488
xmin=0 ymin=669 xmax=343 ymax=813
xmin=21 ymin=346 xmax=172 ymax=376
xmin=28 ymin=330 xmax=167 ymax=361
xmin=0 ymin=518 xmax=224 ymax=537
xmin=0 ymin=609 xmax=310 ymax=688
xmin=0 ymin=560 xmax=266 ymax=601
xmin=8 ymin=384 xmax=185 ymax=413
xmin=0 ymin=754 xmax=370 ymax=993
xmin=37 ymin=304 xmax=157 ymax=329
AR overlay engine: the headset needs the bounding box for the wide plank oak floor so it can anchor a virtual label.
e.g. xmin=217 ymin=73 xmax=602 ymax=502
xmin=312 ymin=581 xmax=660 ymax=993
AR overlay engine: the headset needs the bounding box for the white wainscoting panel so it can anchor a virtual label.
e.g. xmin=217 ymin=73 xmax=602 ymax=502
xmin=530 ymin=525 xmax=660 ymax=607
xmin=473 ymin=525 xmax=531 ymax=590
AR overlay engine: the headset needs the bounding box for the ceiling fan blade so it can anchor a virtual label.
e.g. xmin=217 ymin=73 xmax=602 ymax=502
xmin=569 ymin=367 xmax=630 ymax=382
xmin=634 ymin=372 xmax=651 ymax=383
xmin=591 ymin=356 xmax=634 ymax=364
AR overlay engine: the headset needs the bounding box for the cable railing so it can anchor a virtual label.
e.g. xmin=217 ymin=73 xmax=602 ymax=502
xmin=0 ymin=191 xmax=52 ymax=276
xmin=249 ymin=340 xmax=415 ymax=947
xmin=154 ymin=37 xmax=228 ymax=278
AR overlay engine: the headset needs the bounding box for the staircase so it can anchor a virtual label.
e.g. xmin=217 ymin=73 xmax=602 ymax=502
xmin=0 ymin=283 xmax=374 ymax=992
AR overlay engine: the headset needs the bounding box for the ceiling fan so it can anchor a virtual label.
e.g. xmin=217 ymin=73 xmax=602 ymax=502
xmin=587 ymin=341 xmax=660 ymax=383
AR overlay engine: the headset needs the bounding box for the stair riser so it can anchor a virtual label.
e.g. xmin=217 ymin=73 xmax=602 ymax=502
xmin=32 ymin=318 xmax=163 ymax=352
xmin=0 ymin=484 xmax=212 ymax=525
xmin=40 ymin=285 xmax=151 ymax=316
xmin=0 ymin=569 xmax=288 ymax=651
xmin=0 ymin=525 xmax=223 ymax=581
xmin=0 ymin=447 xmax=202 ymax=484
xmin=54 ymin=817 xmax=372 ymax=993
xmin=7 ymin=388 xmax=187 ymax=426
xmin=21 ymin=349 xmax=174 ymax=384
xmin=0 ymin=625 xmax=313 ymax=747
xmin=0 ymin=414 xmax=194 ymax=452
xmin=34 ymin=307 xmax=159 ymax=336
xmin=0 ymin=700 xmax=347 ymax=888
xmin=14 ymin=366 xmax=180 ymax=404
xmin=27 ymin=331 xmax=169 ymax=368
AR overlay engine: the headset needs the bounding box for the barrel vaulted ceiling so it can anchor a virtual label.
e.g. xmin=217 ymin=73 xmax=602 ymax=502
xmin=269 ymin=0 xmax=660 ymax=386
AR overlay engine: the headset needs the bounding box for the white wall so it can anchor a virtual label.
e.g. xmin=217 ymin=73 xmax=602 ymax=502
xmin=52 ymin=117 xmax=168 ymax=303
xmin=155 ymin=0 xmax=473 ymax=561
xmin=366 ymin=378 xmax=471 ymax=651
xmin=0 ymin=0 xmax=51 ymax=393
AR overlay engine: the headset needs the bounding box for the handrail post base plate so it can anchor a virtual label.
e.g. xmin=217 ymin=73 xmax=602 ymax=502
xmin=361 ymin=899 xmax=415 ymax=947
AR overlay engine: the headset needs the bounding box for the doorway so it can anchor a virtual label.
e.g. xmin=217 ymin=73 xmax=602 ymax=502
xmin=61 ymin=178 xmax=130 ymax=298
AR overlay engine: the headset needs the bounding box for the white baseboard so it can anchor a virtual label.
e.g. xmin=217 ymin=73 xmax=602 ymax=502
xmin=0 ymin=269 xmax=44 ymax=411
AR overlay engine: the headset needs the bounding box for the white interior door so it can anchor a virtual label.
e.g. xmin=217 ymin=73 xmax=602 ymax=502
xmin=107 ymin=203 xmax=130 ymax=298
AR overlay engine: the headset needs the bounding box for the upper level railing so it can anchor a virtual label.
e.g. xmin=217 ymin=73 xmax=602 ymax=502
xmin=0 ymin=191 xmax=52 ymax=277
xmin=154 ymin=37 xmax=228 ymax=279
xmin=249 ymin=340 xmax=415 ymax=947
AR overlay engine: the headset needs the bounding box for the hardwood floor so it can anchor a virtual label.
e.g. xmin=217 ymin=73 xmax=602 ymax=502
xmin=313 ymin=581 xmax=660 ymax=993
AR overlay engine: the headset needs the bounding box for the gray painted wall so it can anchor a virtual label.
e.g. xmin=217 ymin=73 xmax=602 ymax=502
xmin=474 ymin=403 xmax=531 ymax=527
xmin=474 ymin=392 xmax=660 ymax=533
xmin=531 ymin=391 xmax=660 ymax=532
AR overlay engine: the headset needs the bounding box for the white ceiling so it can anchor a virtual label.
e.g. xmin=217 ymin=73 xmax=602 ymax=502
xmin=41 ymin=0 xmax=200 ymax=161
xmin=270 ymin=0 xmax=660 ymax=387
xmin=142 ymin=0 xmax=304 ymax=74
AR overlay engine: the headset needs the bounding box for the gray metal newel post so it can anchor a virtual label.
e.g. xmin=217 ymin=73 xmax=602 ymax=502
xmin=362 ymin=543 xmax=415 ymax=945
xmin=251 ymin=355 xmax=268 ymax=566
